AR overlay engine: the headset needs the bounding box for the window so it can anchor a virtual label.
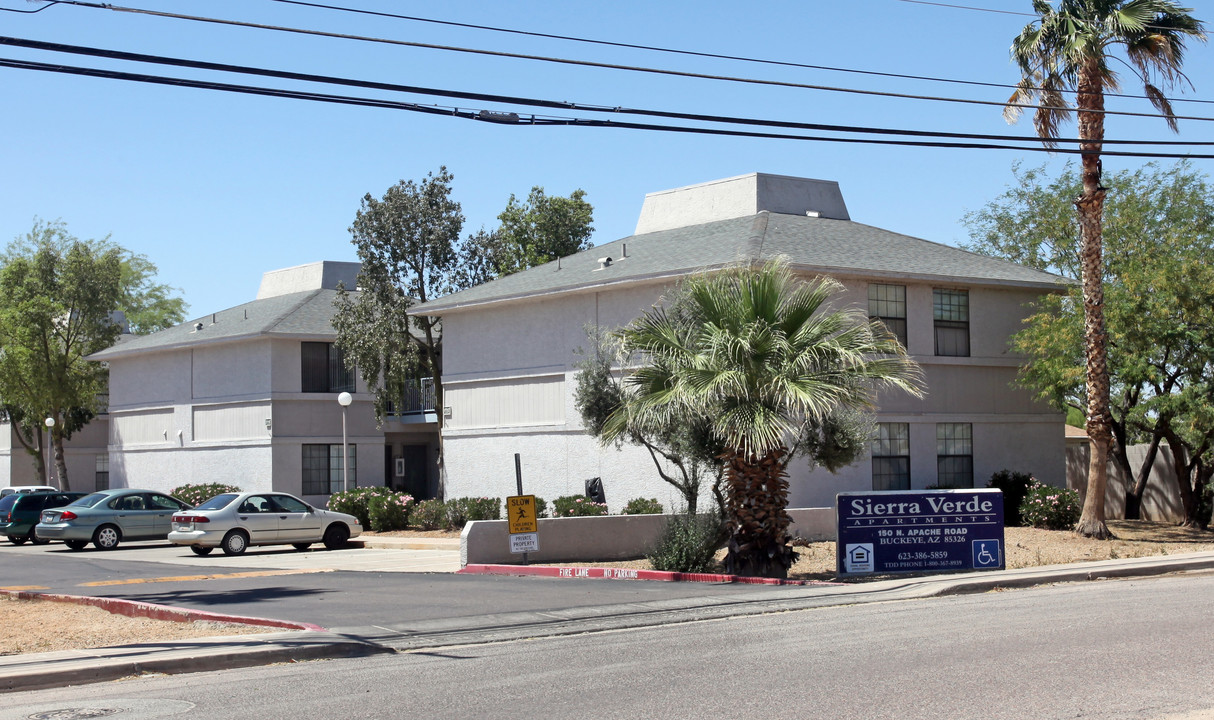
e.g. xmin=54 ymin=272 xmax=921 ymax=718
xmin=95 ymin=455 xmax=109 ymax=492
xmin=301 ymin=342 xmax=355 ymax=393
xmin=302 ymin=444 xmax=356 ymax=495
xmin=936 ymin=423 xmax=974 ymax=488
xmin=933 ymin=288 xmax=970 ymax=356
xmin=868 ymin=284 xmax=908 ymax=348
xmin=871 ymin=423 xmax=910 ymax=491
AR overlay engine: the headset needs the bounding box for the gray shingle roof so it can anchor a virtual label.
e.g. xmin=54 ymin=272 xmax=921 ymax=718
xmin=412 ymin=212 xmax=1067 ymax=315
xmin=90 ymin=289 xmax=345 ymax=361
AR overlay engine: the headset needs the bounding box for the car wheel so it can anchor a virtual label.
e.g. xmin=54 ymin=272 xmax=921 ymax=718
xmin=65 ymin=540 xmax=88 ymax=551
xmin=292 ymin=542 xmax=312 ymax=551
xmin=93 ymin=525 xmax=121 ymax=550
xmin=221 ymin=530 xmax=248 ymax=556
xmin=190 ymin=545 xmax=214 ymax=556
xmin=322 ymin=524 xmax=349 ymax=550
xmin=29 ymin=534 xmax=49 ymax=545
xmin=8 ymin=535 xmax=26 ymax=546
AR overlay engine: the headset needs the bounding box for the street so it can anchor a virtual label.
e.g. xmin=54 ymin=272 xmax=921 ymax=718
xmin=4 ymin=572 xmax=1214 ymax=719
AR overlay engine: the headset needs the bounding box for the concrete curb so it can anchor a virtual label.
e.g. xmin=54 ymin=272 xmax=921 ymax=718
xmin=459 ymin=563 xmax=845 ymax=586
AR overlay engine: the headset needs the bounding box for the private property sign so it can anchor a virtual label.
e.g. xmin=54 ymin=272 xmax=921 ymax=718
xmin=836 ymin=489 xmax=1005 ymax=576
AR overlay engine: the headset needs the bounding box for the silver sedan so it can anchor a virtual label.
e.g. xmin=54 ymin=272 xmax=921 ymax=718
xmin=168 ymin=491 xmax=362 ymax=556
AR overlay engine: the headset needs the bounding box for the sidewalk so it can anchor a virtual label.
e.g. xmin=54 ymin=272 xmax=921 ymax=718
xmin=4 ymin=549 xmax=1213 ymax=694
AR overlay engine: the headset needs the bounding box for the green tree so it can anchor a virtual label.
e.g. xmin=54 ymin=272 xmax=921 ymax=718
xmin=1004 ymin=0 xmax=1206 ymax=539
xmin=333 ymin=169 xmax=464 ymax=472
xmin=0 ymin=238 xmax=123 ymax=490
xmin=965 ymin=161 xmax=1214 ymax=525
xmin=461 ymin=187 xmax=594 ymax=284
xmin=605 ymin=260 xmax=923 ymax=578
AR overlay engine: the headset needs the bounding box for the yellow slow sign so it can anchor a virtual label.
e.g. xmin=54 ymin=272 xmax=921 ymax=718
xmin=507 ymin=495 xmax=538 ymax=534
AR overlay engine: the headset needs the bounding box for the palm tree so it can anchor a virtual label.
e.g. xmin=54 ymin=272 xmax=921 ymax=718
xmin=608 ymin=260 xmax=923 ymax=578
xmin=1005 ymin=0 xmax=1205 ymax=539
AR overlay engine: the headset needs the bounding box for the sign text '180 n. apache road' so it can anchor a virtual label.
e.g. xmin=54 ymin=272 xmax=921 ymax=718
xmin=836 ymin=489 xmax=1005 ymax=576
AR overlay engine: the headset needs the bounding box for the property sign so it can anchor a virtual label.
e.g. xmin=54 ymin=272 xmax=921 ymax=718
xmin=836 ymin=489 xmax=1004 ymax=576
xmin=510 ymin=532 xmax=539 ymax=554
xmin=507 ymin=494 xmax=538 ymax=534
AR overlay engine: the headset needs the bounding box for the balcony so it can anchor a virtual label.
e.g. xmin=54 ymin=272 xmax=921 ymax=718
xmin=386 ymin=378 xmax=437 ymax=424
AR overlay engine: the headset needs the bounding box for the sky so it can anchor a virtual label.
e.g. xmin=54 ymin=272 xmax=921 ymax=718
xmin=2 ymin=0 xmax=1213 ymax=318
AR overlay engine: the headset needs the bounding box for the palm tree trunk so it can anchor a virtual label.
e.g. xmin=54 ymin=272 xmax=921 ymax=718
xmin=1073 ymin=60 xmax=1114 ymax=540
xmin=723 ymin=447 xmax=795 ymax=578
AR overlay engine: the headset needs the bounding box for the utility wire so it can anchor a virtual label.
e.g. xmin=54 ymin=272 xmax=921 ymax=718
xmin=5 ymin=36 xmax=1208 ymax=147
xmin=32 ymin=0 xmax=1214 ymax=123
xmin=3 ymin=54 xmax=1213 ymax=159
xmin=260 ymin=0 xmax=1214 ymax=107
xmin=891 ymin=0 xmax=1035 ymax=17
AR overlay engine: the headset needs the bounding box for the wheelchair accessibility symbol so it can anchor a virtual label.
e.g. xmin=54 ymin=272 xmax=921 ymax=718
xmin=971 ymin=540 xmax=1001 ymax=569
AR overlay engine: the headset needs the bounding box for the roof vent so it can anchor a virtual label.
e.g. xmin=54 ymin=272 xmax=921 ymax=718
xmin=596 ymin=256 xmax=613 ymax=270
xmin=192 ymin=322 xmax=204 ymax=332
xmin=805 ymin=210 xmax=821 ymax=218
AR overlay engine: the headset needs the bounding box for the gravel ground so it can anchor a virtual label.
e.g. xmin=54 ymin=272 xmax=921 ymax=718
xmin=6 ymin=520 xmax=1211 ymax=657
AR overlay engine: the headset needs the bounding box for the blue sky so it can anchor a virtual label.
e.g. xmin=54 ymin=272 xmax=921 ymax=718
xmin=3 ymin=0 xmax=1212 ymax=317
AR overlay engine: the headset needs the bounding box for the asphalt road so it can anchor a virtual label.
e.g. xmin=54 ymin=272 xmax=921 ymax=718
xmin=5 ymin=572 xmax=1214 ymax=719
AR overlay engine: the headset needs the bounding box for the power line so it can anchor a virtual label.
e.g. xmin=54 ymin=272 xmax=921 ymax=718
xmin=5 ymin=35 xmax=1210 ymax=148
xmin=3 ymin=54 xmax=1213 ymax=159
xmin=259 ymin=0 xmax=1214 ymax=107
xmin=33 ymin=0 xmax=1214 ymax=123
xmin=891 ymin=0 xmax=1035 ymax=17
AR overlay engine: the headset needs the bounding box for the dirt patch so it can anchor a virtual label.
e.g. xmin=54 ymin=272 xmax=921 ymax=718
xmin=1 ymin=594 xmax=274 ymax=656
xmin=362 ymin=529 xmax=462 ymax=540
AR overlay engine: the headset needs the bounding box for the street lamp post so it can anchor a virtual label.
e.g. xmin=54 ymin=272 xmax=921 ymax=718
xmin=337 ymin=392 xmax=352 ymax=492
xmin=44 ymin=417 xmax=55 ymax=487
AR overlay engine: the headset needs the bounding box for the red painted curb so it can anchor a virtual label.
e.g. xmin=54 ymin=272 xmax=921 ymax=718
xmin=2 ymin=590 xmax=325 ymax=632
xmin=458 ymin=564 xmax=844 ymax=587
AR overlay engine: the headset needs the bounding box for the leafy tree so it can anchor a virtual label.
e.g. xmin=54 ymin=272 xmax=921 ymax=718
xmin=0 ymin=238 xmax=123 ymax=490
xmin=460 ymin=187 xmax=594 ymax=284
xmin=965 ymin=161 xmax=1214 ymax=525
xmin=604 ymin=260 xmax=923 ymax=578
xmin=1003 ymin=0 xmax=1206 ymax=539
xmin=333 ymin=168 xmax=464 ymax=435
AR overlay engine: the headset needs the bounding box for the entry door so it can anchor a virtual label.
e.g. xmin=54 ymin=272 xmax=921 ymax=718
xmin=400 ymin=445 xmax=430 ymax=499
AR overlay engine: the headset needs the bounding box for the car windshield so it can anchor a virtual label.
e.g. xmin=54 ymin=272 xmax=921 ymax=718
xmin=0 ymin=495 xmax=18 ymax=512
xmin=69 ymin=493 xmax=111 ymax=508
xmin=195 ymin=493 xmax=239 ymax=511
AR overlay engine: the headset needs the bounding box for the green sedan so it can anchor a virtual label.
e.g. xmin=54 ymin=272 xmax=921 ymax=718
xmin=35 ymin=488 xmax=192 ymax=550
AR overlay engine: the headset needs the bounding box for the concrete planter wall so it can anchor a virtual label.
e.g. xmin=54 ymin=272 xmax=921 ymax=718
xmin=461 ymin=507 xmax=836 ymax=566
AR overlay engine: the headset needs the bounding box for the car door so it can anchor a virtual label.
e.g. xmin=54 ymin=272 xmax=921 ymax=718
xmin=270 ymin=494 xmax=320 ymax=542
xmin=235 ymin=495 xmax=279 ymax=544
xmin=146 ymin=493 xmax=188 ymax=537
xmin=111 ymin=493 xmax=156 ymax=538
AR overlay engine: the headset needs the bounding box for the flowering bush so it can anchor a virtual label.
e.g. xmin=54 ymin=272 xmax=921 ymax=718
xmin=552 ymin=494 xmax=609 ymax=518
xmin=327 ymin=486 xmax=395 ymax=528
xmin=411 ymin=498 xmax=446 ymax=530
xmin=443 ymin=497 xmax=501 ymax=530
xmin=171 ymin=483 xmax=242 ymax=507
xmin=367 ymin=492 xmax=414 ymax=532
xmin=1019 ymin=481 xmax=1082 ymax=531
xmin=621 ymin=497 xmax=664 ymax=515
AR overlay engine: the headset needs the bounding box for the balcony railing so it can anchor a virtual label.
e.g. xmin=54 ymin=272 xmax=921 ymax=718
xmin=387 ymin=377 xmax=436 ymax=417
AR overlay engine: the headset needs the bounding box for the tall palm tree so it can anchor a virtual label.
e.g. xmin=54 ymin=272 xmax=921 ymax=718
xmin=609 ymin=260 xmax=923 ymax=578
xmin=1005 ymin=0 xmax=1205 ymax=539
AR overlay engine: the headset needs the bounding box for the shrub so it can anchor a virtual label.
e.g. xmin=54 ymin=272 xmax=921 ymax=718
xmin=443 ymin=497 xmax=501 ymax=530
xmin=1019 ymin=481 xmax=1082 ymax=531
xmin=327 ymin=486 xmax=395 ymax=528
xmin=988 ymin=470 xmax=1036 ymax=527
xmin=552 ymin=494 xmax=609 ymax=518
xmin=533 ymin=496 xmax=549 ymax=519
xmin=621 ymin=497 xmax=664 ymax=515
xmin=367 ymin=493 xmax=414 ymax=532
xmin=411 ymin=498 xmax=446 ymax=530
xmin=171 ymin=483 xmax=242 ymax=507
xmin=647 ymin=512 xmax=724 ymax=573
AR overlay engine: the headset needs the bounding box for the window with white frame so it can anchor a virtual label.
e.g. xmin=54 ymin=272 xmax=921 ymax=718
xmin=95 ymin=455 xmax=109 ymax=492
xmin=868 ymin=283 xmax=908 ymax=348
xmin=936 ymin=423 xmax=974 ymax=488
xmin=871 ymin=423 xmax=910 ymax=491
xmin=933 ymin=288 xmax=970 ymax=357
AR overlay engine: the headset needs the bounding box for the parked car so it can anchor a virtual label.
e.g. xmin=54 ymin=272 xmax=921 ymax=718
xmin=0 ymin=491 xmax=86 ymax=544
xmin=0 ymin=485 xmax=58 ymax=497
xmin=35 ymin=488 xmax=192 ymax=550
xmin=168 ymin=491 xmax=362 ymax=556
